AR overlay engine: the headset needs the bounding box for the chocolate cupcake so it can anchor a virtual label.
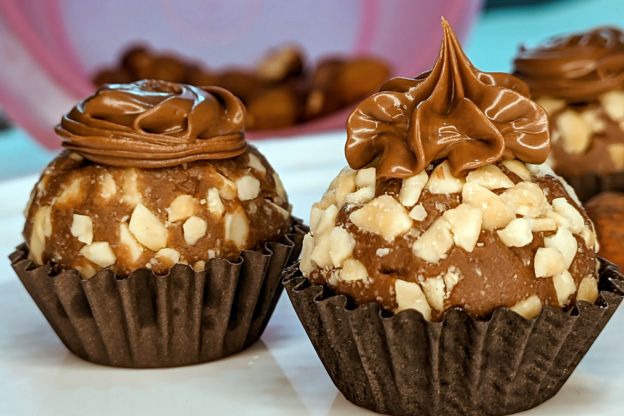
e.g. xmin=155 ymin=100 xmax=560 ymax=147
xmin=284 ymin=20 xmax=624 ymax=416
xmin=514 ymin=27 xmax=624 ymax=201
xmin=11 ymin=80 xmax=305 ymax=368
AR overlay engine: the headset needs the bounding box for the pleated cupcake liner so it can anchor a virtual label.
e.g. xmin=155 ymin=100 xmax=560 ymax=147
xmin=563 ymin=172 xmax=624 ymax=202
xmin=10 ymin=218 xmax=307 ymax=368
xmin=284 ymin=259 xmax=624 ymax=416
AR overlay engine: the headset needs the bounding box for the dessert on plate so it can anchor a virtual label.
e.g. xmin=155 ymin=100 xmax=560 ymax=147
xmin=514 ymin=26 xmax=624 ymax=201
xmin=284 ymin=19 xmax=624 ymax=416
xmin=10 ymin=79 xmax=305 ymax=368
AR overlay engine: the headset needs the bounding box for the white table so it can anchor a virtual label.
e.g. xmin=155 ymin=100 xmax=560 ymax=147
xmin=0 ymin=133 xmax=622 ymax=415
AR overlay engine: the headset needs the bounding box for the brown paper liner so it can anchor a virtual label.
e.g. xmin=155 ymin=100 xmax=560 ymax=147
xmin=563 ymin=172 xmax=624 ymax=202
xmin=10 ymin=218 xmax=306 ymax=368
xmin=284 ymin=260 xmax=624 ymax=416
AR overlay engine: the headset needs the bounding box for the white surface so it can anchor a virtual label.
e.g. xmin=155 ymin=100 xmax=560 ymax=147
xmin=0 ymin=133 xmax=623 ymax=416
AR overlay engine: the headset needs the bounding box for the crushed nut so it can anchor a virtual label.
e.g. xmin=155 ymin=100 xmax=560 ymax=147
xmin=425 ymin=161 xmax=464 ymax=194
xmin=349 ymin=195 xmax=412 ymax=242
xmin=552 ymin=197 xmax=585 ymax=234
xmin=206 ymin=188 xmax=225 ymax=216
xmin=600 ymin=90 xmax=624 ymax=121
xmin=344 ymin=187 xmax=375 ymax=204
xmin=70 ymin=214 xmax=93 ymax=245
xmin=510 ymin=295 xmax=542 ymax=319
xmin=462 ymin=182 xmax=514 ymax=230
xmin=501 ymin=159 xmax=532 ymax=181
xmin=497 ymin=218 xmax=533 ymax=247
xmin=79 ymin=242 xmax=116 ymax=268
xmin=183 ymin=216 xmax=207 ymax=245
xmin=399 ymin=171 xmax=428 ymax=206
xmin=577 ymin=275 xmax=599 ymax=303
xmin=247 ymin=153 xmax=267 ymax=175
xmin=500 ymin=182 xmax=548 ymax=218
xmin=556 ymin=110 xmax=591 ymax=154
xmin=330 ymin=168 xmax=356 ymax=206
xmin=299 ymin=234 xmax=315 ymax=275
xmin=154 ymin=248 xmax=181 ymax=268
xmin=29 ymin=205 xmax=52 ymax=264
xmin=224 ymin=208 xmax=249 ymax=249
xmin=129 ymin=203 xmax=168 ymax=251
xmin=314 ymin=204 xmax=338 ymax=236
xmin=409 ymin=204 xmax=428 ymax=221
xmin=309 ymin=233 xmax=332 ymax=268
xmin=99 ymin=172 xmax=117 ymax=199
xmin=443 ymin=204 xmax=482 ymax=252
xmin=529 ymin=217 xmax=557 ymax=232
xmin=340 ymin=258 xmax=369 ymax=282
xmin=394 ymin=280 xmax=432 ymax=320
xmin=355 ymin=167 xmax=376 ymax=188
xmin=119 ymin=223 xmax=143 ymax=262
xmin=544 ymin=227 xmax=577 ymax=269
xmin=553 ymin=270 xmax=576 ymax=306
xmin=168 ymin=195 xmax=198 ymax=222
xmin=466 ymin=164 xmax=514 ymax=190
xmin=534 ymin=247 xmax=565 ymax=278
xmin=413 ymin=217 xmax=453 ymax=263
xmin=421 ymin=276 xmax=445 ymax=311
xmin=328 ymin=226 xmax=356 ymax=267
xmin=236 ymin=175 xmax=261 ymax=201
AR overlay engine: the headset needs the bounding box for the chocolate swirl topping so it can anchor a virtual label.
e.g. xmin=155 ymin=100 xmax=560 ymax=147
xmin=514 ymin=26 xmax=624 ymax=102
xmin=346 ymin=19 xmax=550 ymax=178
xmin=57 ymin=80 xmax=247 ymax=168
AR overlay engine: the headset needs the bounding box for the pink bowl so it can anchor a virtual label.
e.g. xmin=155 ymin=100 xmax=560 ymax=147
xmin=0 ymin=0 xmax=483 ymax=149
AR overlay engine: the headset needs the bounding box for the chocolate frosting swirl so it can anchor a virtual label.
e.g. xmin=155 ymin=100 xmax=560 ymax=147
xmin=57 ymin=80 xmax=247 ymax=168
xmin=514 ymin=26 xmax=624 ymax=102
xmin=346 ymin=19 xmax=550 ymax=178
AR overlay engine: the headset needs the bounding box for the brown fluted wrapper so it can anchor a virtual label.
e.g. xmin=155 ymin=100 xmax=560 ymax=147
xmin=284 ymin=260 xmax=624 ymax=416
xmin=10 ymin=219 xmax=306 ymax=368
xmin=563 ymin=172 xmax=624 ymax=202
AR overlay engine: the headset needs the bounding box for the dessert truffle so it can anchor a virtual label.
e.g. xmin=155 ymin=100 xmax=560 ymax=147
xmin=12 ymin=80 xmax=303 ymax=368
xmin=25 ymin=81 xmax=291 ymax=278
xmin=285 ymin=19 xmax=622 ymax=416
xmin=514 ymin=27 xmax=624 ymax=199
xmin=300 ymin=21 xmax=600 ymax=322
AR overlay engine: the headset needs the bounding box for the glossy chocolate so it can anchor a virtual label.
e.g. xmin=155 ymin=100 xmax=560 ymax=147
xmin=346 ymin=19 xmax=550 ymax=178
xmin=514 ymin=26 xmax=624 ymax=102
xmin=57 ymin=80 xmax=247 ymax=168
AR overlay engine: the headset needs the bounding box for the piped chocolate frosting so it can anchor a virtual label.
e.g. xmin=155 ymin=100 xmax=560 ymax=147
xmin=514 ymin=26 xmax=624 ymax=102
xmin=57 ymin=80 xmax=247 ymax=168
xmin=346 ymin=19 xmax=550 ymax=178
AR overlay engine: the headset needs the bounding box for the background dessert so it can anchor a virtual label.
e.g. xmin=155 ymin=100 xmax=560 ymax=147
xmin=586 ymin=192 xmax=624 ymax=269
xmin=11 ymin=80 xmax=305 ymax=368
xmin=284 ymin=19 xmax=623 ymax=416
xmin=514 ymin=26 xmax=624 ymax=201
xmin=93 ymin=45 xmax=390 ymax=132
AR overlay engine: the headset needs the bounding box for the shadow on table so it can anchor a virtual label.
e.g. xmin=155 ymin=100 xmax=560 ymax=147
xmin=0 ymin=278 xmax=311 ymax=415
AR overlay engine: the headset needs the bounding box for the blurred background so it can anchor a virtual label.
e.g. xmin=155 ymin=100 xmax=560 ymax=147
xmin=0 ymin=0 xmax=623 ymax=180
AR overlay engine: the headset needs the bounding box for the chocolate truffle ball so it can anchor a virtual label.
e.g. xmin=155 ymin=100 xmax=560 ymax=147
xmin=23 ymin=80 xmax=291 ymax=278
xmin=300 ymin=162 xmax=599 ymax=321
xmin=514 ymin=27 xmax=624 ymax=178
xmin=300 ymin=22 xmax=600 ymax=321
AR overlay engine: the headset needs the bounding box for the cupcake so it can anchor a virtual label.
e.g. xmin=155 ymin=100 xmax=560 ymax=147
xmin=283 ymin=20 xmax=624 ymax=416
xmin=10 ymin=80 xmax=305 ymax=368
xmin=514 ymin=26 xmax=624 ymax=201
